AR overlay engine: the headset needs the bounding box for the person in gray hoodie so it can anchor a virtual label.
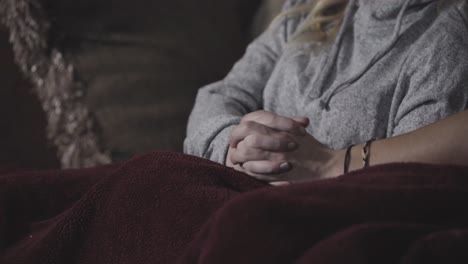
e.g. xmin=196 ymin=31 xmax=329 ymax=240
xmin=185 ymin=0 xmax=468 ymax=183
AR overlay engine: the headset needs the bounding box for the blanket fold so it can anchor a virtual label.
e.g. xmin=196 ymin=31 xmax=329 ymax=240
xmin=1 ymin=151 xmax=468 ymax=264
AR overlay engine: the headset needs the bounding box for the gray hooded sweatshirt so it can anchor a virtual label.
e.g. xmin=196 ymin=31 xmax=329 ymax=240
xmin=184 ymin=0 xmax=468 ymax=164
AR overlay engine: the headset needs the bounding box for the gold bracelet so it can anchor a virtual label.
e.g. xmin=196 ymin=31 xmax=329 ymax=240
xmin=361 ymin=139 xmax=375 ymax=168
xmin=344 ymin=144 xmax=354 ymax=174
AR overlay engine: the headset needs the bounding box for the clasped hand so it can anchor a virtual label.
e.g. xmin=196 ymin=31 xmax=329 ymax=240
xmin=226 ymin=111 xmax=338 ymax=184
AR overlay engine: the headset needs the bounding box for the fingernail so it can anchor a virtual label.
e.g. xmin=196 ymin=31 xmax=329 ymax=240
xmin=280 ymin=162 xmax=290 ymax=171
xmin=270 ymin=181 xmax=291 ymax=187
xmin=287 ymin=142 xmax=297 ymax=150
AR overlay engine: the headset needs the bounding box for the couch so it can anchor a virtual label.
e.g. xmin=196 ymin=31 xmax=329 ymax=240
xmin=0 ymin=0 xmax=287 ymax=169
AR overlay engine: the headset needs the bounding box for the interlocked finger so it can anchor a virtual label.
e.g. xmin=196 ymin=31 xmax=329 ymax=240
xmin=242 ymin=170 xmax=283 ymax=182
xmin=230 ymin=121 xmax=278 ymax=148
xmin=243 ymin=133 xmax=297 ymax=151
xmin=241 ymin=160 xmax=292 ymax=175
xmin=230 ymin=139 xmax=292 ymax=165
xmin=242 ymin=112 xmax=307 ymax=137
xmin=230 ymin=141 xmax=269 ymax=165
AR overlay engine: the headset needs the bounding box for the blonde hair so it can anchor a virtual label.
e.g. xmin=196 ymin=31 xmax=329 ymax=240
xmin=272 ymin=0 xmax=348 ymax=46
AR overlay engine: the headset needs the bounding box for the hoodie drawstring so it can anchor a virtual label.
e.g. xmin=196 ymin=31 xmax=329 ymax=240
xmin=310 ymin=0 xmax=358 ymax=103
xmin=319 ymin=0 xmax=413 ymax=110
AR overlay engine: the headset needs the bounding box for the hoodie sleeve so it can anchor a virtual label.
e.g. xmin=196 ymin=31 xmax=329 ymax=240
xmin=391 ymin=16 xmax=468 ymax=137
xmin=184 ymin=0 xmax=305 ymax=164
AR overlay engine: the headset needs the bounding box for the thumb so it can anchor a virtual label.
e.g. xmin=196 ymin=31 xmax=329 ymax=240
xmin=291 ymin=117 xmax=310 ymax=127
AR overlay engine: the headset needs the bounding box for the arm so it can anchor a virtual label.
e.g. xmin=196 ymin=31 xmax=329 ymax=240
xmin=332 ymin=19 xmax=468 ymax=174
xmin=227 ymin=110 xmax=468 ymax=182
xmin=331 ymin=110 xmax=468 ymax=176
xmin=390 ymin=23 xmax=468 ymax=138
xmin=184 ymin=0 xmax=304 ymax=163
xmin=227 ymin=58 xmax=468 ymax=182
xmin=230 ymin=13 xmax=468 ymax=182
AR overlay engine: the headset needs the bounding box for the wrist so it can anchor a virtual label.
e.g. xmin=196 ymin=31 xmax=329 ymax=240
xmin=335 ymin=144 xmax=366 ymax=176
xmin=318 ymin=148 xmax=344 ymax=179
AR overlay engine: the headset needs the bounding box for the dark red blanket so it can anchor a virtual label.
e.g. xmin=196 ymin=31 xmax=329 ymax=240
xmin=1 ymin=152 xmax=468 ymax=264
